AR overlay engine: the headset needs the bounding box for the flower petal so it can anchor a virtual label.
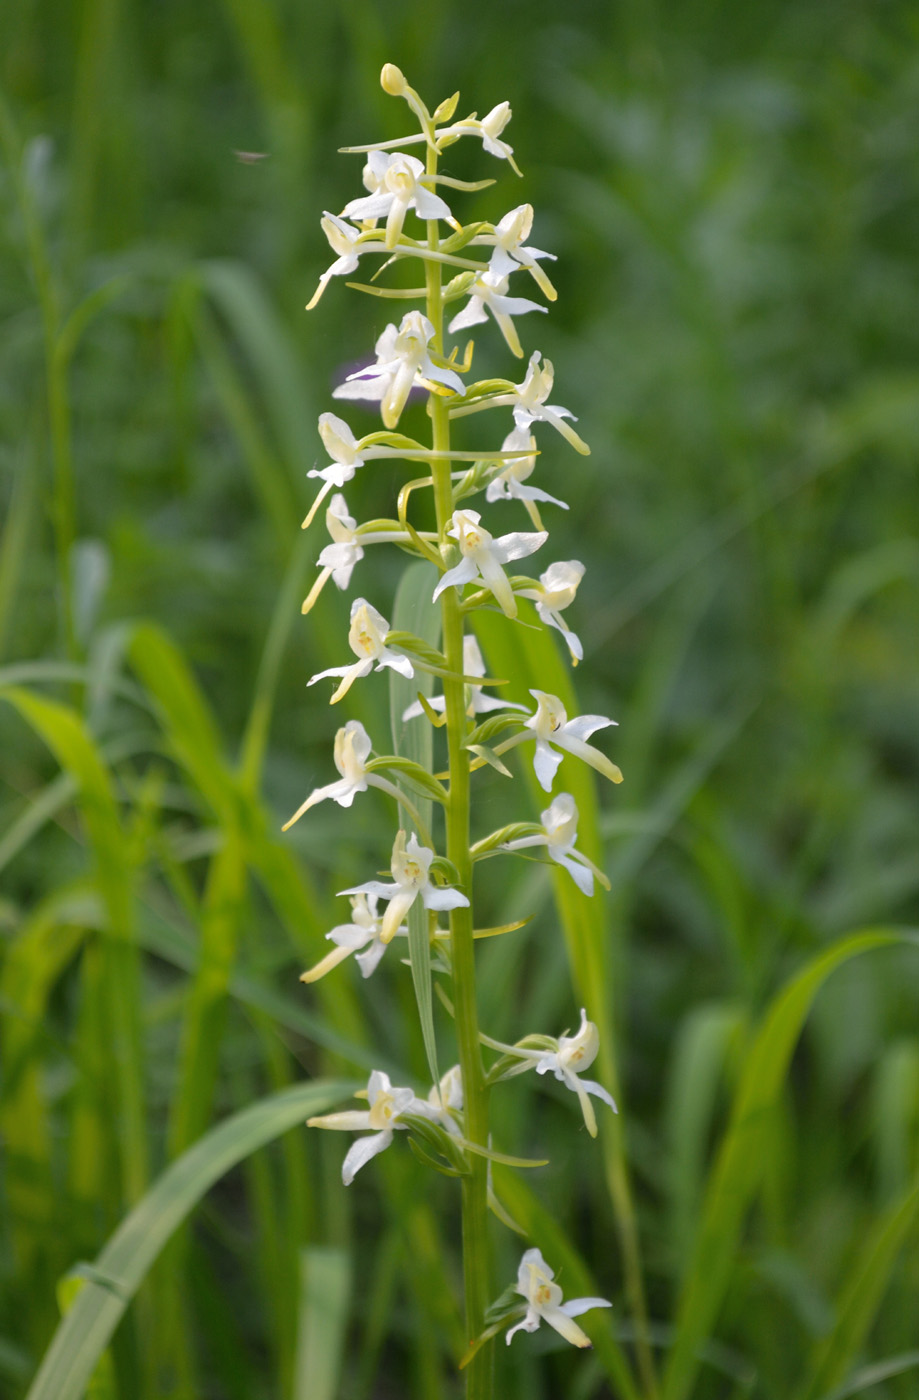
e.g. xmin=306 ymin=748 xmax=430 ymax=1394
xmin=532 ymin=738 xmax=563 ymax=793
xmin=341 ymin=1129 xmax=393 ymax=1184
xmin=422 ymin=885 xmax=470 ymax=912
xmin=432 ymin=557 xmax=479 ymax=602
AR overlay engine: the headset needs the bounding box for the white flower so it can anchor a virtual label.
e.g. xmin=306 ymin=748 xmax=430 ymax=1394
xmin=282 ymin=720 xmax=398 ymax=831
xmin=442 ymin=102 xmax=520 ymax=173
xmin=333 ymin=311 xmax=465 ymax=428
xmin=302 ymin=496 xmax=420 ymax=615
xmin=307 ymin=1070 xmax=427 ymax=1184
xmin=308 ymin=597 xmax=414 ymax=704
xmin=503 ymin=793 xmax=608 ymax=897
xmin=402 ymin=635 xmax=526 ymax=722
xmin=485 ymin=429 xmax=569 ymax=531
xmin=340 ymin=830 xmax=469 ymax=945
xmin=432 ymin=509 xmax=546 ymax=619
xmin=516 ymin=560 xmax=585 ymax=663
xmin=316 ymin=493 xmax=364 ymax=591
xmin=299 ymin=892 xmax=405 ymax=983
xmin=426 ymin=1064 xmax=464 ymax=1136
xmin=512 ymin=351 xmax=590 ymax=455
xmin=478 ymin=204 xmax=557 ymax=299
xmin=505 ymin=1248 xmax=612 ymax=1347
xmin=342 ymin=151 xmax=455 ymax=248
xmin=447 ymin=269 xmax=546 ymax=358
xmin=522 ymin=689 xmax=622 ymax=791
xmin=301 ymin=413 xmax=369 ymax=529
xmin=534 ymin=1009 xmax=618 ymax=1137
xmin=306 ymin=212 xmax=385 ymax=310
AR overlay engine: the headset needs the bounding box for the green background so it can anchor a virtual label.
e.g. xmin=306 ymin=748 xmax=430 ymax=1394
xmin=2 ymin=3 xmax=918 ymax=1398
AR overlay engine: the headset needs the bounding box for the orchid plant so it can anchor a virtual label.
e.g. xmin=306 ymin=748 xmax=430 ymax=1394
xmin=287 ymin=65 xmax=624 ymax=1397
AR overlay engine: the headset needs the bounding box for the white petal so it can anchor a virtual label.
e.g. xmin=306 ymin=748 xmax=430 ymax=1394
xmin=342 ymin=191 xmax=393 ymax=221
xmin=448 ymin=297 xmax=489 ymax=333
xmin=540 ymin=1304 xmax=592 ymax=1347
xmin=577 ymin=1077 xmax=618 ymax=1114
xmin=341 ymin=1129 xmax=393 ymax=1184
xmin=492 ymin=530 xmax=547 ymax=565
xmin=355 ymin=939 xmax=388 ymax=978
xmin=554 ymin=851 xmax=595 ymax=897
xmin=333 ymin=374 xmax=390 ymax=403
xmin=422 ymin=886 xmax=470 ymax=912
xmin=532 ymin=739 xmax=562 ymax=793
xmin=505 ymin=1308 xmax=541 ymax=1344
xmin=432 ymin=557 xmax=479 ymax=602
xmin=338 ymin=879 xmax=400 ymax=900
xmin=563 ymin=714 xmax=616 ymax=742
xmin=377 ymin=650 xmax=414 ymax=679
xmin=560 ymin=1296 xmax=613 ymax=1319
xmin=413 ymin=186 xmax=454 ymax=221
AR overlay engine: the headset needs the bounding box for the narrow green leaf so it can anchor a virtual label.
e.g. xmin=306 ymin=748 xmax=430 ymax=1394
xmin=294 ymin=1246 xmax=352 ymax=1400
xmin=662 ymin=928 xmax=919 ymax=1400
xmin=25 ymin=1081 xmax=354 ymax=1400
xmin=795 ymin=1175 xmax=919 ymax=1400
xmin=389 ymin=562 xmax=441 ymax=1093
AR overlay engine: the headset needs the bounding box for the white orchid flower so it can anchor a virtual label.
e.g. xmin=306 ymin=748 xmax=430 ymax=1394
xmin=485 ymin=429 xmax=569 ymax=531
xmin=307 ymin=1070 xmax=428 ymax=1184
xmin=306 ymin=212 xmax=386 ymax=311
xmin=506 ymin=1247 xmax=612 ymax=1347
xmin=432 ymin=509 xmax=546 ymax=619
xmin=441 ymin=102 xmax=521 ymax=174
xmin=534 ymin=1009 xmax=618 ymax=1137
xmin=521 ymin=689 xmax=622 ymax=791
xmin=340 ymin=830 xmax=469 ymax=945
xmin=282 ymin=720 xmax=404 ymax=831
xmin=302 ymin=494 xmax=424 ymax=616
xmin=447 ymin=269 xmax=546 ymax=358
xmin=342 ymin=151 xmax=456 ymax=248
xmin=516 ymin=560 xmax=585 ymax=663
xmin=511 ymin=351 xmax=590 ymax=454
xmin=299 ymin=892 xmax=406 ymax=983
xmin=475 ymin=204 xmax=557 ymax=299
xmin=402 ymin=635 xmax=527 ymax=722
xmin=503 ymin=793 xmax=608 ymax=897
xmin=426 ymin=1064 xmax=464 ymax=1136
xmin=333 ymin=311 xmax=465 ymax=429
xmin=308 ymin=597 xmax=413 ymax=704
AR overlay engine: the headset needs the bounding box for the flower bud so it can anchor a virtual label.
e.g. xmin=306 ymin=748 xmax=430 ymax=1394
xmin=380 ymin=63 xmax=406 ymax=96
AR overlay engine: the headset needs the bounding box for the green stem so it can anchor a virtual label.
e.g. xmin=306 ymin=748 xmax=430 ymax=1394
xmin=425 ymin=146 xmax=492 ymax=1400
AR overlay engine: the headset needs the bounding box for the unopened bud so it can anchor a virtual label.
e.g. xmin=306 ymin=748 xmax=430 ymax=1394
xmin=380 ymin=63 xmax=406 ymax=96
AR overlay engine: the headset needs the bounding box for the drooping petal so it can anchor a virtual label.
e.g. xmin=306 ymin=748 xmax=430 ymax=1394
xmin=422 ymin=885 xmax=470 ymax=912
xmin=432 ymin=556 xmax=479 ymax=602
xmin=355 ymin=939 xmax=388 ymax=978
xmin=533 ymin=738 xmax=563 ymax=793
xmin=553 ymin=849 xmax=596 ymax=897
xmin=505 ymin=1309 xmax=541 ymax=1345
xmin=538 ymin=1304 xmax=593 ymax=1348
xmin=341 ymin=1129 xmax=393 ymax=1184
xmin=576 ymin=1077 xmax=619 ymax=1115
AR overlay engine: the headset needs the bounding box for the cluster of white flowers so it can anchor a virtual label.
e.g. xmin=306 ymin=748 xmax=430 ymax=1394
xmin=289 ymin=66 xmax=618 ymax=1360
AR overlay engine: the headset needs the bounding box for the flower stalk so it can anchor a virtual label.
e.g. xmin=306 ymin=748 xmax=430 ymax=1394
xmin=288 ymin=65 xmax=638 ymax=1400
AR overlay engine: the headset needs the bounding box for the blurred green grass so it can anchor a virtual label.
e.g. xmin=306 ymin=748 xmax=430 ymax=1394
xmin=1 ymin=2 xmax=918 ymax=1397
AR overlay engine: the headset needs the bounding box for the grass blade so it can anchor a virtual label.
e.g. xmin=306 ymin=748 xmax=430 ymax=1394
xmin=294 ymin=1246 xmax=352 ymax=1400
xmin=662 ymin=928 xmax=919 ymax=1400
xmin=24 ymin=1079 xmax=355 ymax=1400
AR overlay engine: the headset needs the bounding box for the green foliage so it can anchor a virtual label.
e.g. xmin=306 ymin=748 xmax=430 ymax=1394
xmin=2 ymin=3 xmax=918 ymax=1398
